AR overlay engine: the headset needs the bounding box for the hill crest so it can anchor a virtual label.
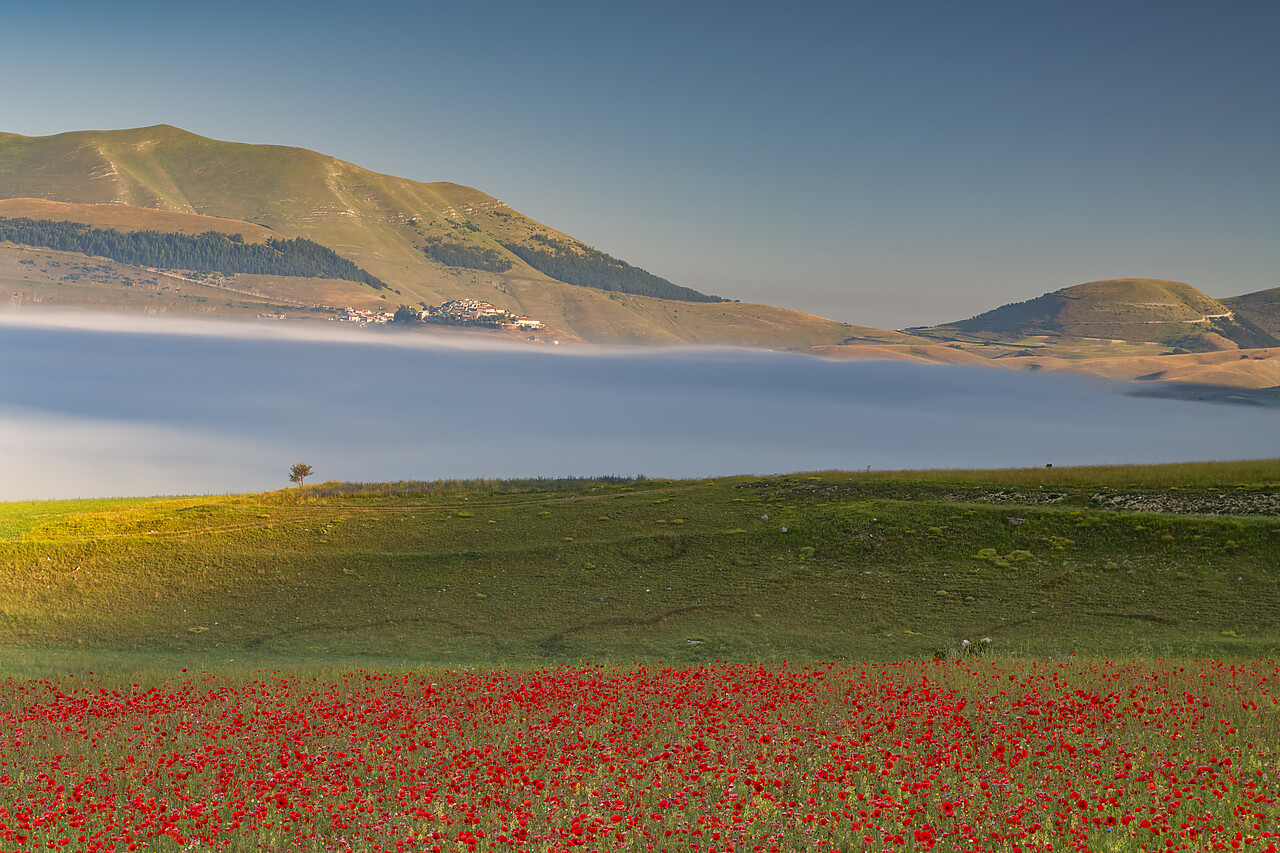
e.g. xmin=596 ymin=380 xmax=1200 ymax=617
xmin=926 ymin=278 xmax=1277 ymax=352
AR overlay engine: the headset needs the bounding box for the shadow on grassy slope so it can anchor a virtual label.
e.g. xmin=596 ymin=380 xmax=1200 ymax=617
xmin=1 ymin=461 xmax=1277 ymax=668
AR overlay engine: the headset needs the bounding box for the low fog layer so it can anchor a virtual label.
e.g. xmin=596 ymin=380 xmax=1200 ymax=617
xmin=3 ymin=313 xmax=1276 ymax=500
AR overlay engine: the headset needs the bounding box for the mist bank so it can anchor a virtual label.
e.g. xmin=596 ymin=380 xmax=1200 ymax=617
xmin=2 ymin=312 xmax=1276 ymax=501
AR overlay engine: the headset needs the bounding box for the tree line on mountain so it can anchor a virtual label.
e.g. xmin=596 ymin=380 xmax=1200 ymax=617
xmin=420 ymin=237 xmax=513 ymax=272
xmin=499 ymin=234 xmax=723 ymax=302
xmin=0 ymin=217 xmax=388 ymax=289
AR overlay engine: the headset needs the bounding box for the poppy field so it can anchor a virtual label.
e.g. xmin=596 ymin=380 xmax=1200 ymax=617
xmin=1 ymin=659 xmax=1276 ymax=852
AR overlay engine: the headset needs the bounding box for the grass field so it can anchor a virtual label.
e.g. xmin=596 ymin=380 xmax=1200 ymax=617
xmin=2 ymin=461 xmax=1278 ymax=670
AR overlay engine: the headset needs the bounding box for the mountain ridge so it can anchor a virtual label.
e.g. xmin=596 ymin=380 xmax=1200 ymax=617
xmin=0 ymin=125 xmax=888 ymax=348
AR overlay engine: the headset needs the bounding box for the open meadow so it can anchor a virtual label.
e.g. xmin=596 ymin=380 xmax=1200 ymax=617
xmin=1 ymin=460 xmax=1278 ymax=851
xmin=2 ymin=461 xmax=1278 ymax=664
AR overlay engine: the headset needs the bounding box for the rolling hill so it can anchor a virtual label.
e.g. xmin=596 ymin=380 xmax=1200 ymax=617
xmin=922 ymin=278 xmax=1278 ymax=352
xmin=806 ymin=279 xmax=1280 ymax=393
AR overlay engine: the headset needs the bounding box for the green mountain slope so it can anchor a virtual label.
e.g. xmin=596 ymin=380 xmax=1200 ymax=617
xmin=925 ymin=278 xmax=1278 ymax=352
xmin=0 ymin=125 xmax=876 ymax=347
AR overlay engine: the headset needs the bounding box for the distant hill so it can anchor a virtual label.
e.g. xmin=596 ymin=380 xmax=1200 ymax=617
xmin=0 ymin=125 xmax=880 ymax=347
xmin=806 ymin=278 xmax=1280 ymax=392
xmin=1223 ymin=287 xmax=1280 ymax=339
xmin=924 ymin=278 xmax=1278 ymax=352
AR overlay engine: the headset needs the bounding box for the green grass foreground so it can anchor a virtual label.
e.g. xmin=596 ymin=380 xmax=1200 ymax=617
xmin=1 ymin=460 xmax=1278 ymax=668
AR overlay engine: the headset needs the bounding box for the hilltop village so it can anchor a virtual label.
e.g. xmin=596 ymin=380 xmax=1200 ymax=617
xmin=418 ymin=299 xmax=545 ymax=330
xmin=331 ymin=299 xmax=544 ymax=331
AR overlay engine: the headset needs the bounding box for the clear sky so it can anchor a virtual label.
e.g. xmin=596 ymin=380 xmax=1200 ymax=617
xmin=3 ymin=0 xmax=1277 ymax=328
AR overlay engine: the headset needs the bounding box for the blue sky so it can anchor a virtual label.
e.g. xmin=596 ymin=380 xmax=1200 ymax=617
xmin=3 ymin=0 xmax=1278 ymax=327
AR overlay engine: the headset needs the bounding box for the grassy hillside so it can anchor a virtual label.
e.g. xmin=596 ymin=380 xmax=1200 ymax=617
xmin=0 ymin=216 xmax=389 ymax=289
xmin=0 ymin=127 xmax=874 ymax=347
xmin=924 ymin=278 xmax=1278 ymax=352
xmin=1224 ymin=286 xmax=1280 ymax=337
xmin=0 ymin=197 xmax=281 ymax=242
xmin=0 ymin=243 xmax=381 ymax=319
xmin=2 ymin=461 xmax=1277 ymax=665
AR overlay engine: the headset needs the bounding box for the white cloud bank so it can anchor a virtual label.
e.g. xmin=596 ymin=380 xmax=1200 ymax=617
xmin=2 ymin=312 xmax=1276 ymax=501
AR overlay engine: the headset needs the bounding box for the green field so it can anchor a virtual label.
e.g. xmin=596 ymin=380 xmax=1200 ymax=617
xmin=2 ymin=461 xmax=1278 ymax=672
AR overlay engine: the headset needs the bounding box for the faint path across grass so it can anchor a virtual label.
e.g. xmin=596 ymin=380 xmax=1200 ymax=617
xmin=0 ymin=460 xmax=1276 ymax=665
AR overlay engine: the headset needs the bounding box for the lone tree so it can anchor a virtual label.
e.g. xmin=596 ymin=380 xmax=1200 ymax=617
xmin=289 ymin=462 xmax=314 ymax=487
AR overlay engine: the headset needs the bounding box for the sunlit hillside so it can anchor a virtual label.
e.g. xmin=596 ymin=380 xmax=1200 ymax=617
xmin=0 ymin=126 xmax=883 ymax=347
